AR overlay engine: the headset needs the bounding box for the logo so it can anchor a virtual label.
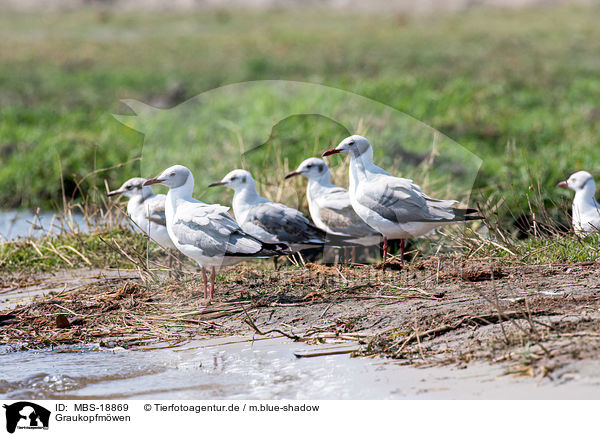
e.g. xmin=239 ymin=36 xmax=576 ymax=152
xmin=3 ymin=402 xmax=50 ymax=434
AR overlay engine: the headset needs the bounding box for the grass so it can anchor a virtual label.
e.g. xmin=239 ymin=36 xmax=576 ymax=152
xmin=1 ymin=221 xmax=598 ymax=277
xmin=1 ymin=5 xmax=599 ymax=234
xmin=476 ymin=233 xmax=600 ymax=264
xmin=0 ymin=229 xmax=153 ymax=273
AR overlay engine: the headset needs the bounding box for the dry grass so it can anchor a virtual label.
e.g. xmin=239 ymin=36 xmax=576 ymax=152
xmin=3 ymin=258 xmax=600 ymax=379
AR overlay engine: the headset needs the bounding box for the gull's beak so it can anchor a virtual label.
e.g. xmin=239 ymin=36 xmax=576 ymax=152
xmin=322 ymin=148 xmax=341 ymax=157
xmin=284 ymin=170 xmax=301 ymax=180
xmin=557 ymin=181 xmax=568 ymax=188
xmin=208 ymin=181 xmax=226 ymax=187
xmin=143 ymin=178 xmax=164 ymax=186
xmin=107 ymin=189 xmax=123 ymax=197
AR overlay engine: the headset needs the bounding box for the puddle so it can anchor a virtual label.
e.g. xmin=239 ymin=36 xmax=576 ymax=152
xmin=2 ymin=337 xmax=600 ymax=400
xmin=0 ymin=339 xmax=403 ymax=400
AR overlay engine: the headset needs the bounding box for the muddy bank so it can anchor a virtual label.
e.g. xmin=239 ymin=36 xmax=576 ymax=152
xmin=2 ymin=259 xmax=600 ymax=379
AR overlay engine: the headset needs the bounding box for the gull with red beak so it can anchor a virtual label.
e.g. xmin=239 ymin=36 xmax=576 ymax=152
xmin=323 ymin=135 xmax=482 ymax=266
xmin=144 ymin=165 xmax=287 ymax=299
xmin=107 ymin=177 xmax=176 ymax=251
xmin=284 ymin=158 xmax=380 ymax=246
xmin=557 ymin=170 xmax=600 ymax=235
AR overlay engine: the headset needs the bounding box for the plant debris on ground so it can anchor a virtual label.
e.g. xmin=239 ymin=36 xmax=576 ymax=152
xmin=2 ymin=257 xmax=600 ymax=379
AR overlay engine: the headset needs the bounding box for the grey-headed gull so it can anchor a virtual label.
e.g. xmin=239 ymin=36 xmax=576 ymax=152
xmin=557 ymin=170 xmax=600 ymax=235
xmin=284 ymin=158 xmax=380 ymax=246
xmin=108 ymin=177 xmax=176 ymax=251
xmin=208 ymin=169 xmax=327 ymax=251
xmin=144 ymin=165 xmax=286 ymax=299
xmin=323 ymin=135 xmax=482 ymax=265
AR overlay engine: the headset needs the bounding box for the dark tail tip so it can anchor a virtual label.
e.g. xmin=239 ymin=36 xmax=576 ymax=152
xmin=465 ymin=210 xmax=484 ymax=221
xmin=456 ymin=208 xmax=484 ymax=221
xmin=262 ymin=242 xmax=292 ymax=256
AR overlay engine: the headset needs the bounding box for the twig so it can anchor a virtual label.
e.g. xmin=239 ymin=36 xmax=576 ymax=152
xmin=414 ymin=311 xmax=427 ymax=362
xmin=58 ymin=245 xmax=92 ymax=266
xmin=294 ymin=347 xmax=358 ymax=358
xmin=335 ymin=267 xmax=348 ymax=283
xmin=45 ymin=241 xmax=74 ymax=267
xmin=52 ymin=303 xmax=83 ymax=317
xmin=320 ymin=303 xmax=333 ymax=318
xmin=28 ymin=240 xmax=44 ymax=257
xmin=241 ymin=304 xmax=300 ymax=340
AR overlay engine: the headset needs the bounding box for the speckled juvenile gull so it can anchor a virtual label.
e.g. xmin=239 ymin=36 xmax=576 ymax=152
xmin=108 ymin=177 xmax=176 ymax=251
xmin=285 ymin=157 xmax=380 ymax=246
xmin=144 ymin=165 xmax=285 ymax=299
xmin=209 ymin=169 xmax=327 ymax=251
xmin=323 ymin=135 xmax=481 ymax=264
xmin=557 ymin=170 xmax=600 ymax=235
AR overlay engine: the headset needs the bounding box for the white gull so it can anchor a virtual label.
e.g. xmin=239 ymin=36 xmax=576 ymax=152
xmin=144 ymin=165 xmax=285 ymax=299
xmin=557 ymin=170 xmax=600 ymax=235
xmin=323 ymin=135 xmax=481 ymax=265
xmin=209 ymin=169 xmax=327 ymax=251
xmin=284 ymin=157 xmax=380 ymax=246
xmin=108 ymin=177 xmax=176 ymax=251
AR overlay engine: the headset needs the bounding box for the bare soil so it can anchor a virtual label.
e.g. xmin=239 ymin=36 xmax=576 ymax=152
xmin=2 ymin=258 xmax=600 ymax=379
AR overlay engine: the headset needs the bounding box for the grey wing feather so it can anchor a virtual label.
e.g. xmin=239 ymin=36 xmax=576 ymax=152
xmin=324 ymin=186 xmax=348 ymax=197
xmin=144 ymin=195 xmax=167 ymax=226
xmin=248 ymin=203 xmax=326 ymax=244
xmin=358 ymin=176 xmax=458 ymax=223
xmin=316 ymin=188 xmax=376 ymax=236
xmin=319 ymin=203 xmax=375 ymax=236
xmin=173 ymin=205 xmax=264 ymax=257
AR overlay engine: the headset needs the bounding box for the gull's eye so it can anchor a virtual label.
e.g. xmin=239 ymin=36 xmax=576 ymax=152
xmin=170 ymin=172 xmax=176 ymax=177
xmin=126 ymin=185 xmax=133 ymax=190
xmin=348 ymin=139 xmax=355 ymax=146
xmin=306 ymin=164 xmax=313 ymax=169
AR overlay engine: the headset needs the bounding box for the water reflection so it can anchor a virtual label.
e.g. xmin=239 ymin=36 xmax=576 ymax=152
xmin=0 ymin=210 xmax=90 ymax=240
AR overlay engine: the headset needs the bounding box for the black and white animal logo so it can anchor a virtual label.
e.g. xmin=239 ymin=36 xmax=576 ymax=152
xmin=3 ymin=402 xmax=50 ymax=433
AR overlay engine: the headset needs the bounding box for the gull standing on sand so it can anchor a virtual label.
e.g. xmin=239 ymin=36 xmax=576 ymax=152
xmin=108 ymin=177 xmax=176 ymax=251
xmin=209 ymin=169 xmax=327 ymax=252
xmin=323 ymin=135 xmax=481 ymax=265
xmin=144 ymin=165 xmax=286 ymax=299
xmin=284 ymin=158 xmax=380 ymax=246
xmin=557 ymin=170 xmax=600 ymax=235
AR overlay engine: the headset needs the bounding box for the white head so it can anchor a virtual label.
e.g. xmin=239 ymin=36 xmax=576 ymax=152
xmin=558 ymin=170 xmax=596 ymax=193
xmin=285 ymin=158 xmax=330 ymax=181
xmin=108 ymin=177 xmax=153 ymax=199
xmin=208 ymin=169 xmax=256 ymax=192
xmin=323 ymin=135 xmax=372 ymax=158
xmin=144 ymin=165 xmax=194 ymax=191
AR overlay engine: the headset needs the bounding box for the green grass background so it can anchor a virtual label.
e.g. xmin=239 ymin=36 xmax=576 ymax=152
xmin=1 ymin=6 xmax=599 ymax=232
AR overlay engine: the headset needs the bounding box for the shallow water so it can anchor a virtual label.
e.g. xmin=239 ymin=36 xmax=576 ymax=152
xmin=2 ymin=337 xmax=600 ymax=400
xmin=0 ymin=339 xmax=407 ymax=400
xmin=0 ymin=210 xmax=90 ymax=240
